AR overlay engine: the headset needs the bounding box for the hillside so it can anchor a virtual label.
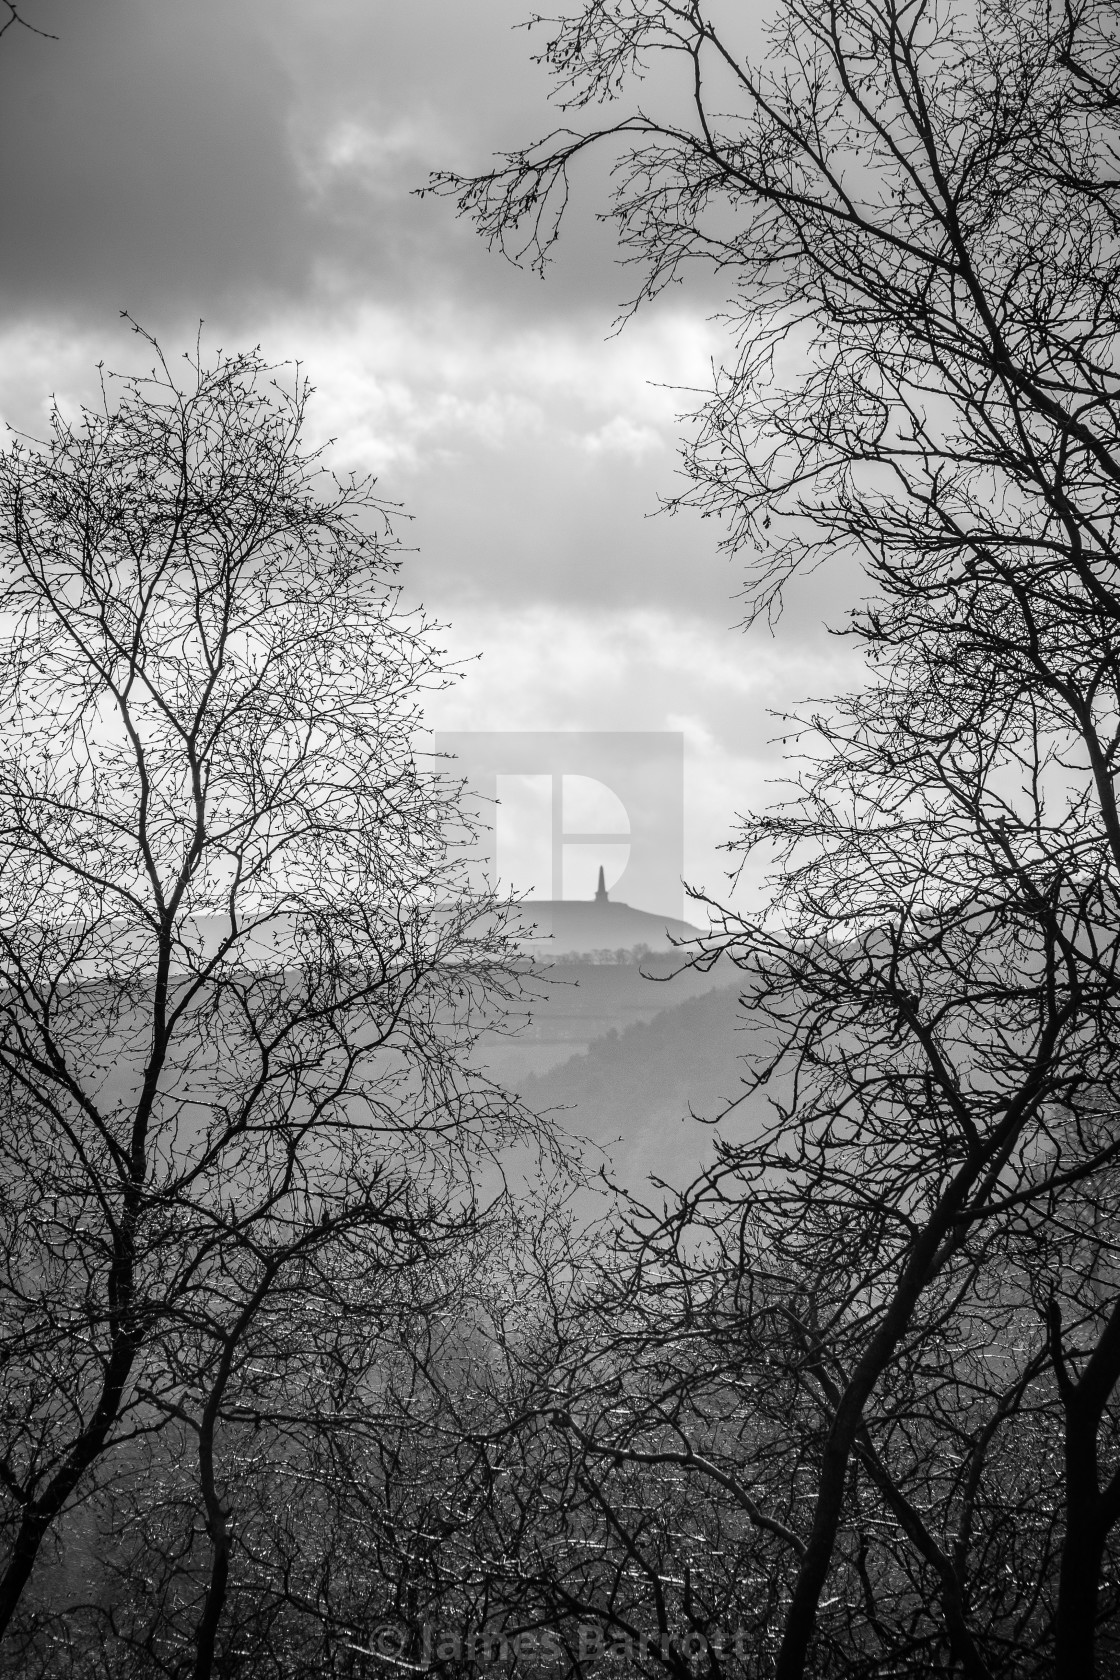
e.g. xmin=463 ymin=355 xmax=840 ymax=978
xmin=514 ymin=983 xmax=775 ymax=1195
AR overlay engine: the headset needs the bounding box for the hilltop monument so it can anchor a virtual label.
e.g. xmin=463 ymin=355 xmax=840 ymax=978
xmin=513 ymin=858 xmax=702 ymax=955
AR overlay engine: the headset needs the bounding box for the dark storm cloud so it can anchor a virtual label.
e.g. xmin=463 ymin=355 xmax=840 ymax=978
xmin=0 ymin=0 xmax=639 ymax=328
xmin=0 ymin=1 xmax=304 ymax=313
xmin=0 ymin=0 xmax=859 ymax=647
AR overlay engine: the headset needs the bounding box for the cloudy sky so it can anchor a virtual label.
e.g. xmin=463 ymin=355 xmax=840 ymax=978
xmin=0 ymin=0 xmax=862 ymax=914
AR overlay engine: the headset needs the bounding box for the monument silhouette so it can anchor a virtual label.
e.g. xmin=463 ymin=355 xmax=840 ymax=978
xmin=512 ymin=858 xmax=701 ymax=954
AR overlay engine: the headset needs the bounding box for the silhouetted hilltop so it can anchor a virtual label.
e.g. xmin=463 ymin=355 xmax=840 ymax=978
xmin=511 ymin=872 xmax=705 ymax=956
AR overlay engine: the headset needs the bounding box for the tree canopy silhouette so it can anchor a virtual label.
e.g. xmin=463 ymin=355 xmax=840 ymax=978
xmin=0 ymin=327 xmax=544 ymax=1674
xmin=432 ymin=3 xmax=1120 ymax=1674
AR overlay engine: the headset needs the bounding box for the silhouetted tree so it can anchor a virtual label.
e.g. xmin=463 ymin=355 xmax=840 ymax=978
xmin=433 ymin=2 xmax=1120 ymax=1674
xmin=0 ymin=327 xmax=544 ymax=1674
xmin=0 ymin=5 xmax=52 ymax=45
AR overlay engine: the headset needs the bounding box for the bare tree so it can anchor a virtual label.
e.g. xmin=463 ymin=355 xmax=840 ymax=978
xmin=0 ymin=5 xmax=54 ymax=45
xmin=430 ymin=1 xmax=1120 ymax=1675
xmin=66 ymin=1185 xmax=594 ymax=1680
xmin=0 ymin=327 xmax=544 ymax=1668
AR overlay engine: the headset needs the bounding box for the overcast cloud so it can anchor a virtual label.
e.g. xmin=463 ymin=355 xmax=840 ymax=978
xmin=0 ymin=0 xmax=863 ymax=907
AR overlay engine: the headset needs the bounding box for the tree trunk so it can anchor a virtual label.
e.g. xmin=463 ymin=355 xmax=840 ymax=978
xmin=1054 ymin=1401 xmax=1106 ymax=1680
xmin=0 ymin=1509 xmax=53 ymax=1635
xmin=192 ymin=1526 xmax=231 ymax=1680
xmin=0 ymin=1328 xmax=139 ymax=1637
xmin=1051 ymin=1294 xmax=1120 ymax=1680
xmin=772 ymin=1142 xmax=1021 ymax=1680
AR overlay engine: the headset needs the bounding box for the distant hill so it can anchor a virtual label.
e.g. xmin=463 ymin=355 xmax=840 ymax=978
xmin=511 ymin=893 xmax=705 ymax=955
xmin=471 ymin=950 xmax=736 ymax=1081
xmin=514 ymin=982 xmax=776 ymax=1195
